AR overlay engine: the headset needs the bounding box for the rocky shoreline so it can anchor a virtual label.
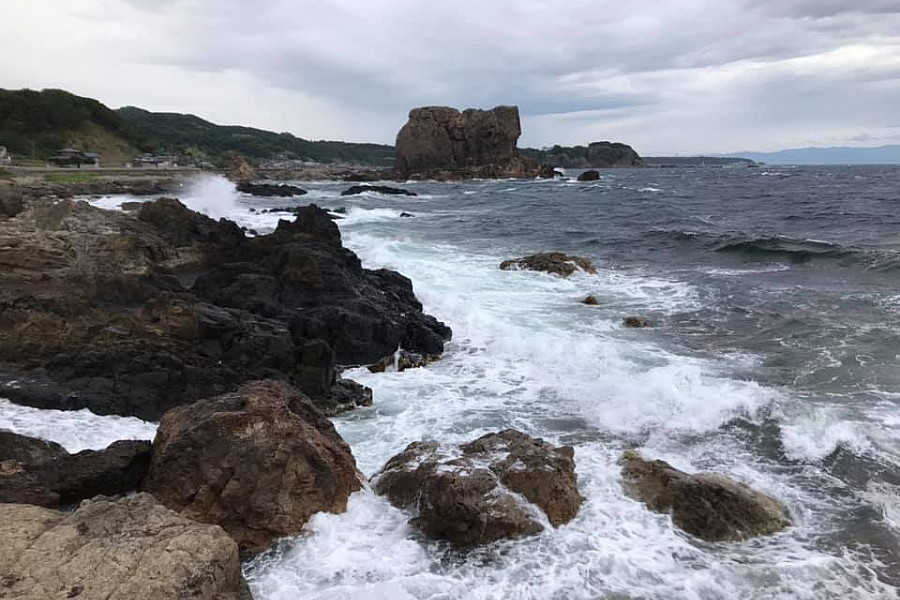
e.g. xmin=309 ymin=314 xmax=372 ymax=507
xmin=0 ymin=181 xmax=792 ymax=598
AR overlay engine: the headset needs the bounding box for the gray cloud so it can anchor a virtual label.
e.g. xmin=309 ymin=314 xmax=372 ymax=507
xmin=2 ymin=0 xmax=899 ymax=153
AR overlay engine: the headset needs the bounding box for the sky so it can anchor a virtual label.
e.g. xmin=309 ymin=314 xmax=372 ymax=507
xmin=2 ymin=0 xmax=899 ymax=155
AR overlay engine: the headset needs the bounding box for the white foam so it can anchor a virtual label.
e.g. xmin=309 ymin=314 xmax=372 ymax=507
xmin=0 ymin=398 xmax=157 ymax=453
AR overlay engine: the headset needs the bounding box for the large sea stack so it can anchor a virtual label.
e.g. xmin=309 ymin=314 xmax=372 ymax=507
xmin=394 ymin=106 xmax=551 ymax=180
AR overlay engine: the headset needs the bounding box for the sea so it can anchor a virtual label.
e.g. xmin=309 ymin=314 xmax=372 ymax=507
xmin=2 ymin=166 xmax=899 ymax=599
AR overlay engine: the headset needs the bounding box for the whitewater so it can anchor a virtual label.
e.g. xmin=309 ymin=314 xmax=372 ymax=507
xmin=3 ymin=168 xmax=898 ymax=599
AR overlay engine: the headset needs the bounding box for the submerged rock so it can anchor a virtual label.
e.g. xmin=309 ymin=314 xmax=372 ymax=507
xmin=0 ymin=430 xmax=151 ymax=507
xmin=0 ymin=494 xmax=249 ymax=599
xmin=620 ymin=451 xmax=791 ymax=542
xmin=0 ymin=197 xmax=450 ymax=420
xmin=623 ymin=316 xmax=651 ymax=328
xmin=341 ymin=184 xmax=417 ymax=197
xmin=500 ymin=252 xmax=597 ymax=277
xmin=577 ymin=169 xmax=600 ymax=182
xmin=582 ymin=295 xmax=599 ymax=305
xmin=236 ymin=182 xmax=308 ymax=197
xmin=374 ymin=430 xmax=583 ymax=546
xmin=143 ymin=380 xmax=362 ymax=555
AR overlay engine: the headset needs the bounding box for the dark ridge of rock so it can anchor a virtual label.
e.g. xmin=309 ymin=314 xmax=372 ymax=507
xmin=623 ymin=316 xmax=651 ymax=328
xmin=341 ymin=185 xmax=417 ymax=197
xmin=500 ymin=252 xmax=597 ymax=277
xmin=395 ymin=106 xmax=552 ymax=180
xmin=143 ymin=380 xmax=362 ymax=555
xmin=577 ymin=170 xmax=600 ymax=182
xmin=374 ymin=429 xmax=584 ymax=546
xmin=399 ymin=212 xmax=415 ymax=218
xmin=236 ymin=182 xmax=308 ymax=197
xmin=582 ymin=295 xmax=599 ymax=305
xmin=620 ymin=451 xmax=791 ymax=542
xmin=0 ymin=196 xmax=450 ymax=420
xmin=0 ymin=430 xmax=151 ymax=507
xmin=0 ymin=494 xmax=250 ymax=599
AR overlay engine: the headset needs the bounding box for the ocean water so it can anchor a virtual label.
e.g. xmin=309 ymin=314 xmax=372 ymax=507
xmin=5 ymin=167 xmax=900 ymax=599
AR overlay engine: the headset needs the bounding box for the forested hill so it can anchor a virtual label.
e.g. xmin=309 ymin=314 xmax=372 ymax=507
xmin=0 ymin=88 xmax=394 ymax=166
xmin=117 ymin=107 xmax=395 ymax=166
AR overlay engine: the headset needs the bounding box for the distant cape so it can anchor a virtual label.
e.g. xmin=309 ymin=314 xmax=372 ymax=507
xmin=719 ymin=145 xmax=900 ymax=165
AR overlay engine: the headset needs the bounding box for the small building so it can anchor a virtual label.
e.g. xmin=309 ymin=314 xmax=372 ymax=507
xmin=50 ymin=148 xmax=100 ymax=169
xmin=132 ymin=154 xmax=178 ymax=169
xmin=0 ymin=146 xmax=10 ymax=165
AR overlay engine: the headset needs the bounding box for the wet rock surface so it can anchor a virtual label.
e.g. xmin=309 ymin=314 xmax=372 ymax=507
xmin=0 ymin=494 xmax=249 ymax=599
xmin=374 ymin=429 xmax=584 ymax=546
xmin=341 ymin=184 xmax=417 ymax=197
xmin=0 ymin=430 xmax=151 ymax=507
xmin=623 ymin=316 xmax=651 ymax=328
xmin=0 ymin=192 xmax=450 ymax=420
xmin=236 ymin=182 xmax=308 ymax=197
xmin=577 ymin=169 xmax=601 ymax=182
xmin=620 ymin=451 xmax=791 ymax=542
xmin=500 ymin=252 xmax=597 ymax=277
xmin=142 ymin=380 xmax=363 ymax=555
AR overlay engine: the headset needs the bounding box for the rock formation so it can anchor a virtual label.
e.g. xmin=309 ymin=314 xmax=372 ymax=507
xmin=523 ymin=142 xmax=644 ymax=169
xmin=341 ymin=184 xmax=417 ymax=197
xmin=0 ymin=430 xmax=150 ymax=507
xmin=0 ymin=192 xmax=450 ymax=420
xmin=577 ymin=169 xmax=600 ymax=182
xmin=623 ymin=317 xmax=651 ymax=328
xmin=236 ymin=182 xmax=308 ymax=197
xmin=0 ymin=494 xmax=249 ymax=599
xmin=394 ymin=106 xmax=553 ymax=180
xmin=500 ymin=252 xmax=597 ymax=277
xmin=620 ymin=451 xmax=791 ymax=541
xmin=142 ymin=380 xmax=362 ymax=555
xmin=374 ymin=430 xmax=583 ymax=546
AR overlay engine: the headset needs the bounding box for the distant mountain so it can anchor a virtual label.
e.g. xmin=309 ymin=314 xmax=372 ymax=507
xmin=0 ymin=88 xmax=395 ymax=167
xmin=719 ymin=145 xmax=900 ymax=165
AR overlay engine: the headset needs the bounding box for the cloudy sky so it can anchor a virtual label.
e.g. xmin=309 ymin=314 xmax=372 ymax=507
xmin=2 ymin=0 xmax=899 ymax=154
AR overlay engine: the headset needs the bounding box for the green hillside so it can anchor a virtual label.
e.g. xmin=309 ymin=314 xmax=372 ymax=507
xmin=117 ymin=107 xmax=395 ymax=166
xmin=0 ymin=88 xmax=395 ymax=167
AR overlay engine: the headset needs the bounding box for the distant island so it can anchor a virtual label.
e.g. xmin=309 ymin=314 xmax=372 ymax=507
xmin=520 ymin=143 xmax=644 ymax=168
xmin=643 ymin=156 xmax=757 ymax=168
xmin=719 ymin=145 xmax=900 ymax=165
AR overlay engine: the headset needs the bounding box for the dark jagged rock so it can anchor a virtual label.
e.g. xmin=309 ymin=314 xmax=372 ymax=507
xmin=236 ymin=182 xmax=308 ymax=197
xmin=395 ymin=106 xmax=552 ymax=180
xmin=623 ymin=316 xmax=651 ymax=328
xmin=0 ymin=196 xmax=450 ymax=420
xmin=577 ymin=169 xmax=600 ymax=182
xmin=0 ymin=430 xmax=151 ymax=507
xmin=582 ymin=295 xmax=599 ymax=305
xmin=341 ymin=184 xmax=417 ymax=197
xmin=374 ymin=430 xmax=583 ymax=546
xmin=143 ymin=380 xmax=363 ymax=555
xmin=500 ymin=252 xmax=597 ymax=277
xmin=0 ymin=494 xmax=249 ymax=599
xmin=399 ymin=212 xmax=415 ymax=218
xmin=620 ymin=451 xmax=791 ymax=541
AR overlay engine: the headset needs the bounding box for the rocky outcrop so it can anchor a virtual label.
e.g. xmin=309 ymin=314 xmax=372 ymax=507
xmin=143 ymin=380 xmax=362 ymax=555
xmin=0 ymin=430 xmax=151 ymax=507
xmin=395 ymin=106 xmax=552 ymax=180
xmin=523 ymin=142 xmax=644 ymax=169
xmin=0 ymin=192 xmax=450 ymax=420
xmin=374 ymin=430 xmax=583 ymax=546
xmin=577 ymin=169 xmax=600 ymax=182
xmin=500 ymin=252 xmax=597 ymax=277
xmin=582 ymin=295 xmax=599 ymax=306
xmin=623 ymin=316 xmax=651 ymax=328
xmin=236 ymin=182 xmax=308 ymax=197
xmin=620 ymin=451 xmax=791 ymax=542
xmin=225 ymin=153 xmax=256 ymax=182
xmin=341 ymin=184 xmax=417 ymax=197
xmin=0 ymin=494 xmax=249 ymax=599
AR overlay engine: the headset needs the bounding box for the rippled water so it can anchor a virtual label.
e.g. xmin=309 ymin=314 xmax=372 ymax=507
xmin=6 ymin=167 xmax=900 ymax=599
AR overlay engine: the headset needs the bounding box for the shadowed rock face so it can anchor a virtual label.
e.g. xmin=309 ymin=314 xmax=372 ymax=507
xmin=0 ymin=193 xmax=450 ymax=420
xmin=143 ymin=380 xmax=362 ymax=555
xmin=395 ymin=106 xmax=550 ymax=180
xmin=0 ymin=430 xmax=151 ymax=507
xmin=0 ymin=494 xmax=250 ymax=600
xmin=620 ymin=451 xmax=791 ymax=542
xmin=374 ymin=430 xmax=584 ymax=546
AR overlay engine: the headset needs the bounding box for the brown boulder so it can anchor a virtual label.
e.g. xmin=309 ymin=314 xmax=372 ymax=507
xmin=0 ymin=494 xmax=249 ymax=599
xmin=0 ymin=430 xmax=151 ymax=507
xmin=374 ymin=430 xmax=583 ymax=546
xmin=620 ymin=451 xmax=791 ymax=542
xmin=500 ymin=252 xmax=597 ymax=277
xmin=582 ymin=295 xmax=599 ymax=305
xmin=577 ymin=169 xmax=601 ymax=182
xmin=623 ymin=316 xmax=651 ymax=328
xmin=142 ymin=380 xmax=363 ymax=555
